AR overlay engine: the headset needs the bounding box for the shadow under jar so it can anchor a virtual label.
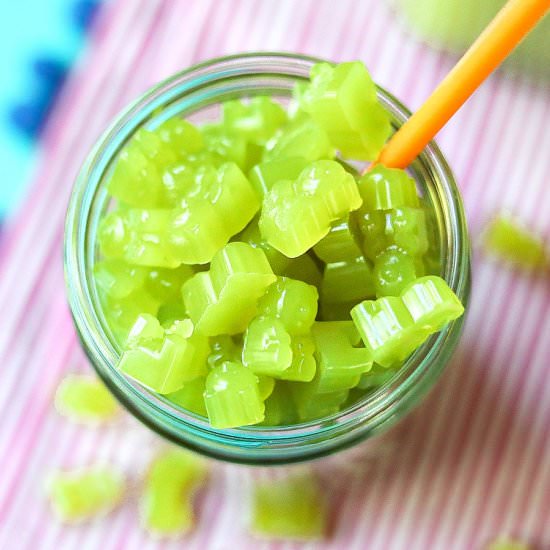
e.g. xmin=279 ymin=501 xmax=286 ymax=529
xmin=64 ymin=52 xmax=471 ymax=465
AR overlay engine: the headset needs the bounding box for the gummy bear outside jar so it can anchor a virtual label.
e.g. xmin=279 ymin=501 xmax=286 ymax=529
xmin=64 ymin=53 xmax=470 ymax=465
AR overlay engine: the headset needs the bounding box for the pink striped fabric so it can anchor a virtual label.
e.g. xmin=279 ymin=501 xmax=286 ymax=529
xmin=0 ymin=1 xmax=548 ymax=548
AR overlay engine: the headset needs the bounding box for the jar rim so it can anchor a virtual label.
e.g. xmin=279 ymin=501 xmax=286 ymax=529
xmin=64 ymin=52 xmax=470 ymax=464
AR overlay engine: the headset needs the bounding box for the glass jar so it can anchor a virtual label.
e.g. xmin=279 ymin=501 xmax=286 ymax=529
xmin=64 ymin=52 xmax=470 ymax=465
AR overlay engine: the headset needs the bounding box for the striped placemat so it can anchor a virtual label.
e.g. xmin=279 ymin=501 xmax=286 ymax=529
xmin=0 ymin=1 xmax=548 ymax=549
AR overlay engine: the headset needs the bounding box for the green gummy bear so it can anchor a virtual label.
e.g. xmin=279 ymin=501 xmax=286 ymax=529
xmin=357 ymin=165 xmax=419 ymax=211
xmin=157 ymin=302 xmax=188 ymax=328
xmin=279 ymin=335 xmax=317 ymax=382
xmin=239 ymin=220 xmax=293 ymax=274
xmin=207 ymin=335 xmax=241 ymax=369
xmin=107 ymin=118 xmax=203 ymax=208
xmin=223 ymin=96 xmax=288 ymax=144
xmin=357 ymin=364 xmax=398 ymax=390
xmin=94 ymin=260 xmax=148 ymax=300
xmin=257 ymin=375 xmax=276 ymax=400
xmin=484 ymin=537 xmax=531 ymax=550
xmin=169 ymin=163 xmax=260 ymax=264
xmin=201 ymin=123 xmax=249 ymax=170
xmin=145 ymin=265 xmax=194 ymax=302
xmin=281 ymin=253 xmax=323 ymax=290
xmin=204 ymin=361 xmax=265 ymax=428
xmin=248 ymin=156 xmax=308 ymax=199
xmin=141 ymin=448 xmax=208 ymax=535
xmin=257 ymin=277 xmax=319 ymax=335
xmin=98 ymin=210 xmax=129 ymax=260
xmin=351 ymin=296 xmax=429 ymax=368
xmin=100 ymin=289 xmax=161 ymax=344
xmin=354 ymin=206 xmax=429 ymax=261
xmin=483 ymin=215 xmax=548 ymax=269
xmin=298 ymin=61 xmax=391 ymax=160
xmin=242 ymin=317 xmax=293 ymax=377
xmin=251 ymin=471 xmax=326 ymax=540
xmin=261 ymin=382 xmax=298 ymax=426
xmin=99 ymin=208 xmax=181 ymax=268
xmin=400 ymin=275 xmax=464 ymax=331
xmin=311 ymin=321 xmax=372 ymax=393
xmin=182 ymin=242 xmax=276 ymax=336
xmin=155 ymin=118 xmax=204 ymax=156
xmin=374 ymin=246 xmax=418 ymax=297
xmin=166 ymin=377 xmax=208 ymax=417
xmin=259 ymin=160 xmax=362 ymax=258
xmin=107 ymin=139 xmax=165 ymax=208
xmin=54 ymin=374 xmax=119 ymax=423
xmin=319 ymin=300 xmax=357 ymax=322
xmin=320 ymin=256 xmax=375 ymax=305
xmin=290 ymin=381 xmax=349 ymax=421
xmin=313 ymin=218 xmax=363 ymax=263
xmin=118 ymin=317 xmax=210 ymax=394
xmin=47 ymin=467 xmax=125 ymax=523
xmin=263 ymin=118 xmax=335 ymax=163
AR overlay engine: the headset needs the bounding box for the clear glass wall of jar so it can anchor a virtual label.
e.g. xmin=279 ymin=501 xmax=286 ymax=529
xmin=64 ymin=53 xmax=470 ymax=465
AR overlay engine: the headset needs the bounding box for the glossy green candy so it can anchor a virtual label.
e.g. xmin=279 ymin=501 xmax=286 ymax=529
xmin=125 ymin=313 xmax=166 ymax=346
xmin=141 ymin=448 xmax=208 ymax=535
xmin=320 ymin=256 xmax=375 ymax=305
xmin=157 ymin=302 xmax=188 ymax=328
xmin=257 ymin=277 xmax=318 ymax=335
xmin=118 ymin=316 xmax=209 ymax=394
xmin=166 ymin=377 xmax=207 ymax=416
xmin=251 ymin=471 xmax=326 ymax=540
xmin=145 ymin=265 xmax=194 ymax=302
xmin=223 ymin=97 xmax=287 ymax=144
xmin=354 ymin=206 xmax=429 ymax=261
xmin=351 ymin=296 xmax=429 ymax=368
xmin=98 ymin=210 xmax=129 ymax=260
xmin=156 ymin=118 xmax=204 ymax=155
xmin=108 ymin=139 xmax=164 ymax=208
xmin=249 ymin=157 xmax=308 ymax=199
xmin=263 ymin=118 xmax=335 ymax=163
xmin=373 ymin=246 xmax=417 ymax=297
xmin=298 ymin=61 xmax=391 ymax=160
xmin=54 ymin=374 xmax=119 ymax=423
xmin=279 ymin=335 xmax=317 ymax=382
xmin=261 ymin=383 xmax=297 ymax=425
xmin=100 ymin=289 xmax=160 ymax=343
xmin=483 ymin=215 xmax=548 ymax=268
xmin=282 ymin=253 xmax=323 ymax=289
xmin=170 ymin=162 xmax=260 ymax=264
xmin=290 ymin=381 xmax=349 ymax=421
xmin=201 ymin=124 xmax=249 ymax=170
xmin=313 ymin=218 xmax=362 ymax=263
xmin=99 ymin=208 xmax=180 ymax=268
xmin=357 ymin=364 xmax=397 ymax=389
xmin=107 ymin=120 xmax=203 ymax=208
xmin=47 ymin=467 xmax=125 ymax=523
xmin=239 ymin=220 xmax=293 ymax=274
xmin=484 ymin=537 xmax=531 ymax=550
xmin=357 ymin=166 xmax=419 ymax=211
xmin=94 ymin=260 xmax=147 ymax=300
xmin=259 ymin=160 xmax=362 ymax=257
xmin=257 ymin=376 xmax=276 ymax=400
xmin=400 ymin=276 xmax=464 ymax=330
xmin=319 ymin=300 xmax=357 ymax=321
xmin=242 ymin=317 xmax=293 ymax=377
xmin=207 ymin=335 xmax=241 ymax=368
xmin=182 ymin=242 xmax=276 ymax=336
xmin=311 ymin=321 xmax=372 ymax=392
xmin=204 ymin=361 xmax=265 ymax=428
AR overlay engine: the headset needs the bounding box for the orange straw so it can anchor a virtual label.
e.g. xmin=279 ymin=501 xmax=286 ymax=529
xmin=374 ymin=0 xmax=550 ymax=170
